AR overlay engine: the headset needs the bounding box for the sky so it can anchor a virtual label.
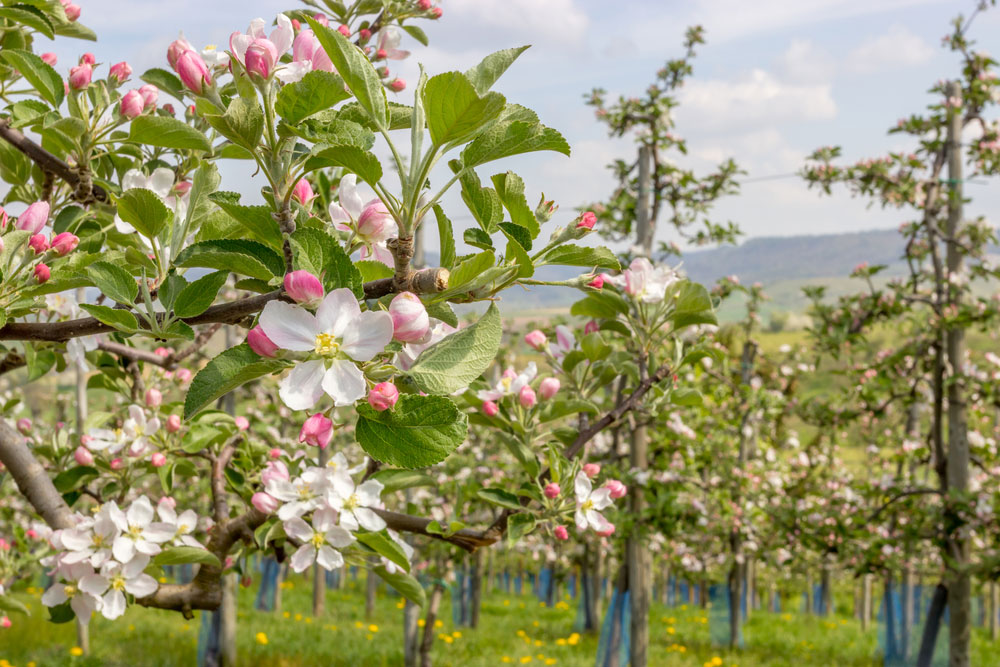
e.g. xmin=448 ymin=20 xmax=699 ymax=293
xmin=26 ymin=0 xmax=1000 ymax=255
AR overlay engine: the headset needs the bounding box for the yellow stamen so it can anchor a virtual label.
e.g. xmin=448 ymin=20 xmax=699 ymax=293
xmin=314 ymin=332 xmax=340 ymax=357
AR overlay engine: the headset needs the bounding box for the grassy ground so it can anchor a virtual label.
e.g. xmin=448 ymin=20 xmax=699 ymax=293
xmin=2 ymin=572 xmax=997 ymax=666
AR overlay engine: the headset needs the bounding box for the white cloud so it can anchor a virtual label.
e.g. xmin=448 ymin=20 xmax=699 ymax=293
xmin=847 ymin=24 xmax=934 ymax=72
xmin=677 ymin=69 xmax=837 ymax=131
xmin=778 ymin=39 xmax=836 ymax=83
xmin=446 ymin=0 xmax=588 ymax=49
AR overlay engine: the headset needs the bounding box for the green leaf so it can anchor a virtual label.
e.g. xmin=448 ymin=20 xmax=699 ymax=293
xmin=304 ymin=145 xmax=382 ymax=185
xmin=433 ymin=205 xmax=456 ymax=269
xmin=370 ymin=469 xmax=435 ymax=494
xmin=448 ymin=251 xmax=495 ymax=290
xmin=672 ymin=281 xmax=717 ymax=330
xmin=464 ymin=228 xmax=494 ymax=251
xmin=204 ymin=97 xmax=264 ymax=152
xmin=355 ymin=260 xmax=393 ymax=283
xmin=115 ymin=188 xmax=170 ymax=239
xmin=0 ymin=49 xmax=63 ymax=108
xmin=175 ymin=240 xmax=284 ymax=282
xmin=52 ymin=465 xmax=98 ymax=493
xmin=356 ymin=395 xmax=467 ymax=468
xmin=289 ymin=227 xmax=363 ymax=298
xmin=0 ymin=594 xmax=29 ymax=617
xmin=140 ymin=68 xmax=185 ymax=102
xmin=504 ymin=235 xmax=533 ymax=278
xmin=374 ymin=566 xmax=425 ymax=608
xmin=47 ymin=601 xmax=75 ymax=624
xmin=308 ymin=18 xmax=387 ymax=128
xmin=85 ymin=262 xmax=137 ymax=305
xmin=401 ymin=24 xmax=429 ymax=47
xmin=462 ymin=104 xmax=570 ymax=168
xmin=507 ymin=513 xmax=536 ymax=542
xmin=459 ymin=170 xmax=503 ymax=233
xmin=406 ymin=303 xmax=501 ymax=395
xmin=671 ymin=387 xmax=703 ymax=407
xmin=129 ymin=115 xmax=212 ymax=152
xmin=425 ymin=301 xmax=458 ymax=328
xmin=570 ymin=291 xmax=629 ymax=320
xmin=153 ymin=546 xmax=222 ymax=568
xmin=492 ymin=172 xmax=538 ymax=240
xmin=477 ymin=487 xmax=522 ymax=510
xmin=184 ymin=344 xmax=291 ymax=419
xmin=80 ymin=304 xmax=139 ymax=333
xmin=276 ymin=70 xmax=351 ymax=124
xmin=337 ymin=101 xmax=413 ymax=131
xmin=464 ymin=46 xmax=530 ymax=95
xmin=423 ymin=72 xmax=505 ymax=146
xmin=0 ymin=5 xmax=55 ymax=38
xmin=173 ymin=271 xmax=228 ymax=318
xmin=357 ymin=532 xmax=409 ymax=572
xmin=541 ymin=244 xmax=620 ymax=271
xmin=207 ymin=191 xmax=283 ymax=250
xmin=540 ymin=399 xmax=599 ymax=423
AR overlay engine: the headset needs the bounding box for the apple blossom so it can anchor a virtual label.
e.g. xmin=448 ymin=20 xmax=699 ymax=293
xmin=247 ymin=325 xmax=279 ymax=357
xmin=120 ymin=90 xmax=144 ymax=118
xmin=283 ymin=507 xmax=354 ymax=573
xmin=329 ymin=175 xmax=398 ymax=265
xmin=574 ymin=472 xmax=614 ymax=533
xmin=252 ymin=492 xmax=280 ymax=514
xmin=368 ymin=382 xmax=399 ymax=411
xmin=51 ymin=232 xmax=79 ymax=256
xmin=539 ymin=377 xmax=561 ymax=400
xmin=389 ymin=78 xmax=406 ymax=92
xmin=544 ymin=483 xmax=561 ymax=499
xmin=235 ymin=416 xmax=250 ymax=431
xmin=554 ymin=526 xmax=569 ymax=541
xmin=605 ymin=479 xmax=627 ymax=499
xmin=108 ymin=497 xmax=173 ymax=563
xmin=266 ymin=468 xmax=329 ymax=520
xmin=16 ymin=201 xmax=49 ymax=233
xmin=69 ymin=63 xmax=92 ymax=90
xmin=292 ymin=178 xmax=315 ymax=206
xmin=16 ymin=418 xmax=31 ymax=435
xmin=145 ymin=388 xmax=162 ymax=408
xmin=28 ymin=234 xmax=49 ymax=254
xmin=41 ymin=562 xmax=101 ymax=623
xmin=74 ymin=446 xmax=94 ymax=466
xmin=524 ymin=329 xmax=547 ymax=350
xmin=519 ymin=385 xmax=537 ymax=409
xmin=150 ymin=452 xmax=166 ymax=467
xmin=138 ymin=84 xmax=159 ymax=109
xmin=34 ymin=263 xmax=50 ymax=283
xmin=478 ymin=363 xmax=537 ymax=402
xmin=299 ymin=413 xmax=334 ymax=448
xmin=80 ymin=554 xmax=159 ymax=620
xmin=230 ymin=15 xmax=302 ymax=83
xmin=41 ymin=52 xmax=57 ymax=66
xmin=166 ymin=414 xmax=182 ymax=433
xmin=481 ymin=401 xmax=499 ymax=416
xmin=284 ymin=270 xmax=324 ymax=307
xmin=606 ymin=257 xmax=679 ymax=303
xmin=389 ymin=292 xmax=430 ymax=342
xmin=258 ymin=288 xmax=393 ymax=409
xmin=109 ymin=61 xmax=132 ymax=84
xmin=583 ymin=463 xmax=601 ymax=478
xmin=576 ymin=211 xmax=597 ymax=229
xmin=156 ymin=502 xmax=204 ymax=548
xmin=261 ymin=460 xmax=290 ymax=486
xmin=175 ymin=50 xmax=211 ymax=94
xmin=326 ymin=476 xmax=386 ymax=532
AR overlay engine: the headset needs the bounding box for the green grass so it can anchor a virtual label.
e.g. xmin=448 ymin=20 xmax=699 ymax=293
xmin=2 ymin=573 xmax=998 ymax=666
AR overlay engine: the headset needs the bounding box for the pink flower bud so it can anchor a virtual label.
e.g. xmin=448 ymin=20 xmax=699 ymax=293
xmin=554 ymin=525 xmax=569 ymax=541
xmin=252 ymin=492 xmax=279 ymax=514
xmin=120 ymin=89 xmax=144 ymax=119
xmin=175 ymin=368 xmax=192 ymax=383
xmin=247 ymin=326 xmax=279 ymax=357
xmin=544 ymin=483 xmax=561 ymax=499
xmin=109 ymin=61 xmax=132 ymax=84
xmin=524 ymin=329 xmax=547 ymax=350
xmin=389 ymin=78 xmax=406 ymax=92
xmin=519 ymin=385 xmax=537 ymax=409
xmin=368 ymin=382 xmax=399 ymax=412
xmin=262 ymin=460 xmax=289 ymax=485
xmin=68 ymin=63 xmax=92 ymax=90
xmin=582 ymin=463 xmax=601 ymax=478
xmin=80 ymin=53 xmax=96 ymax=66
xmin=51 ymin=232 xmax=79 ymax=256
xmin=235 ymin=416 xmax=250 ymax=431
xmin=358 ymin=201 xmax=392 ymax=238
xmin=63 ymin=3 xmax=81 ymax=21
xmin=166 ymin=414 xmax=182 ymax=433
xmin=176 ymin=50 xmax=211 ymax=94
xmin=159 ymin=496 xmax=177 ymax=509
xmin=312 ymin=13 xmax=329 ymax=27
xmin=284 ymin=270 xmax=324 ymax=307
xmin=173 ymin=181 xmax=191 ymax=195
xmin=418 ymin=0 xmax=433 ymax=8
xmin=80 ymin=434 xmax=92 ymax=446
xmin=110 ymin=458 xmax=124 ymax=470
xmin=389 ymin=292 xmax=429 ymax=342
xmin=144 ymin=388 xmax=162 ymax=408
xmin=167 ymin=36 xmax=194 ymax=69
xmin=150 ymin=452 xmax=167 ymax=467
xmin=268 ymin=448 xmax=283 ymax=460
xmin=0 ymin=615 xmax=10 ymax=629
xmin=577 ymin=211 xmax=596 ymax=230
xmin=41 ymin=53 xmax=58 ymax=67
xmin=375 ymin=49 xmax=388 ymax=60
xmin=292 ymin=19 xmax=301 ymax=31
xmin=481 ymin=401 xmax=499 ymax=417
xmin=596 ymin=523 xmax=616 ymax=537
xmin=74 ymin=445 xmax=93 ymax=466
xmin=359 ymin=28 xmax=372 ymax=41
xmin=16 ymin=201 xmax=49 ymax=234
xmin=337 ymin=24 xmax=351 ymax=37
xmin=539 ymin=377 xmax=560 ymax=400
xmin=138 ymin=84 xmax=159 ymax=109
xmin=299 ymin=413 xmax=334 ymax=448
xmin=431 ymin=7 xmax=442 ymax=18
xmin=154 ymin=347 xmax=170 ymax=357
xmin=244 ymin=42 xmax=274 ymax=79
xmin=33 ymin=263 xmax=50 ymax=284
xmin=605 ymin=480 xmax=627 ymax=499
xmin=584 ymin=320 xmax=600 ymax=334
xmin=587 ymin=274 xmax=604 ymax=289
xmin=28 ymin=234 xmax=49 ymax=254
xmin=163 ymin=103 xmax=175 ymax=115
xmin=26 ymin=529 xmax=38 ymax=539
xmin=292 ymin=178 xmax=315 ymax=206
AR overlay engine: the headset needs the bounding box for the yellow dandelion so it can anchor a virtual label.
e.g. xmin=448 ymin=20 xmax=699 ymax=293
xmin=434 ymin=619 xmax=443 ymax=628
xmin=355 ymin=621 xmax=364 ymax=629
xmin=503 ymin=599 xmax=511 ymax=606
xmin=255 ymin=632 xmax=268 ymax=645
xmin=556 ymin=638 xmax=567 ymax=646
xmin=545 ymin=660 xmax=557 ymax=666
xmin=294 ymin=613 xmax=303 ymax=621
xmin=397 ymin=601 xmax=406 ymax=609
xmin=305 ymin=617 xmax=312 ymax=624
xmin=69 ymin=647 xmax=84 ymax=657
xmin=369 ymin=624 xmax=379 ymax=633
xmin=283 ymin=611 xmax=290 ymax=619
xmin=520 ymin=658 xmax=533 ymax=664
xmin=452 ymin=631 xmax=462 ymax=638
xmin=159 ymin=577 xmax=168 ymax=583
xmin=502 ymin=658 xmax=513 ymax=664
xmin=532 ymin=620 xmax=540 ymax=627
xmin=667 ymin=626 xmax=676 ymax=635
xmin=418 ymin=619 xmax=426 ymax=627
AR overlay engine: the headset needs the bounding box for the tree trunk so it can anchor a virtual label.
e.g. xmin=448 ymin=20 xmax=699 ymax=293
xmin=990 ymin=580 xmax=999 ymax=641
xmin=220 ymin=573 xmax=238 ymax=667
xmin=470 ymin=549 xmax=483 ymax=628
xmin=944 ymin=80 xmax=971 ymax=667
xmin=366 ymin=559 xmax=378 ymax=620
xmin=419 ymin=583 xmax=445 ymax=667
xmin=273 ymin=563 xmax=284 ymax=613
xmin=627 ymin=409 xmax=650 ymax=667
xmin=805 ymin=575 xmax=814 ymax=615
xmin=821 ymin=566 xmax=832 ymax=617
xmin=902 ymin=566 xmax=914 ymax=660
xmin=917 ymin=583 xmax=948 ymax=667
xmin=404 ymin=599 xmax=420 ymax=667
xmin=861 ymin=574 xmax=872 ymax=632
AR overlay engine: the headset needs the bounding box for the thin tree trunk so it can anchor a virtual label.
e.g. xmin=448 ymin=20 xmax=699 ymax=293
xmin=404 ymin=599 xmax=420 ymax=667
xmin=805 ymin=575 xmax=814 ymax=615
xmin=366 ymin=558 xmax=378 ymax=620
xmin=273 ymin=563 xmax=284 ymax=612
xmin=470 ymin=549 xmax=483 ymax=628
xmin=990 ymin=580 xmax=999 ymax=641
xmin=821 ymin=566 xmax=832 ymax=617
xmin=220 ymin=573 xmax=238 ymax=667
xmin=862 ymin=574 xmax=872 ymax=632
xmin=419 ymin=583 xmax=445 ymax=667
xmin=902 ymin=566 xmax=914 ymax=660
xmin=917 ymin=583 xmax=948 ymax=667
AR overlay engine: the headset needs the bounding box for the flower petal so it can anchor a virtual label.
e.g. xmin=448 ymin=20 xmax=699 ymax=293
xmin=289 ymin=544 xmax=316 ymax=573
xmin=321 ymin=360 xmax=366 ymax=407
xmin=354 ymin=507 xmax=386 ymax=532
xmin=125 ymin=573 xmax=158 ymax=598
xmin=259 ymin=301 xmax=318 ymax=352
xmin=279 ymin=359 xmax=327 ymax=411
xmin=340 ymin=311 xmax=393 ymax=362
xmin=282 ymin=517 xmax=314 ymax=543
xmin=316 ymin=288 xmax=361 ymax=338
xmin=324 ymin=525 xmax=355 ymax=548
xmin=338 ymin=174 xmax=363 ymax=220
xmin=316 ymin=544 xmax=344 ymax=571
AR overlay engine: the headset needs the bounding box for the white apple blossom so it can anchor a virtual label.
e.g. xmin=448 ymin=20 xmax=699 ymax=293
xmin=326 ymin=475 xmax=386 ymax=532
xmin=283 ymin=507 xmax=354 ymax=573
xmin=476 ymin=363 xmax=537 ymax=402
xmin=79 ymin=554 xmax=159 ymax=620
xmin=41 ymin=561 xmax=101 ymax=623
xmin=606 ymin=257 xmax=679 ymax=303
xmin=123 ymin=405 xmax=160 ymax=457
xmin=57 ymin=505 xmax=119 ymax=567
xmin=258 ymin=288 xmax=393 ymax=410
xmin=266 ymin=467 xmax=329 ymax=521
xmin=328 ymin=174 xmax=398 ymax=265
xmin=108 ymin=497 xmax=173 ymax=563
xmin=156 ymin=502 xmax=204 ymax=549
xmin=573 ymin=472 xmax=614 ymax=533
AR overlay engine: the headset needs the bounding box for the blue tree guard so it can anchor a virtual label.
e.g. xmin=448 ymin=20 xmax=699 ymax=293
xmin=515 ymin=574 xmax=523 ymax=595
xmin=254 ymin=557 xmax=280 ymax=611
xmin=708 ymin=583 xmax=746 ymax=648
xmin=538 ymin=568 xmax=556 ymax=606
xmin=569 ymin=574 xmax=577 ymax=599
xmin=325 ymin=567 xmax=340 ymax=589
xmin=197 ymin=609 xmax=222 ymax=667
xmin=878 ymin=579 xmax=947 ymax=666
xmin=596 ymin=588 xmax=631 ymax=667
xmin=451 ymin=567 xmax=474 ymax=626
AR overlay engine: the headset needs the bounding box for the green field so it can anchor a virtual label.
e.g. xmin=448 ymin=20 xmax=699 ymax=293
xmin=3 ymin=571 xmax=998 ymax=666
